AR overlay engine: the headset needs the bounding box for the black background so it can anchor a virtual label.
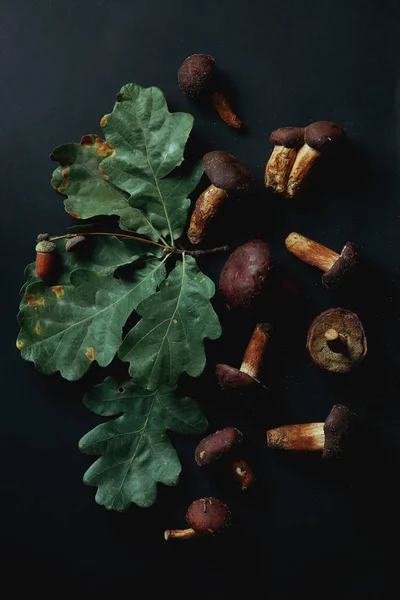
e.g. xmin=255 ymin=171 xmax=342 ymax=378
xmin=2 ymin=0 xmax=400 ymax=597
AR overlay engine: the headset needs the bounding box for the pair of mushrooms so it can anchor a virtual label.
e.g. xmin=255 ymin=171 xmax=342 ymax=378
xmin=166 ymin=404 xmax=354 ymax=541
xmin=265 ymin=121 xmax=346 ymax=197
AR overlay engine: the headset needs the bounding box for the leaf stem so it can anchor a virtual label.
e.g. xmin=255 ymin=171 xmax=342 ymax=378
xmin=165 ymin=245 xmax=230 ymax=257
xmin=49 ymin=232 xmax=167 ymax=249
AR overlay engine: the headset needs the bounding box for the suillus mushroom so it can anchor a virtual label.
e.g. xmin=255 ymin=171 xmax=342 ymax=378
xmin=195 ymin=428 xmax=256 ymax=491
xmin=216 ymin=323 xmax=272 ymax=391
xmin=307 ymin=308 xmax=367 ymax=373
xmin=219 ymin=240 xmax=272 ymax=308
xmin=187 ymin=151 xmax=256 ymax=245
xmin=265 ymin=127 xmax=305 ymax=194
xmin=265 ymin=121 xmax=345 ymax=197
xmin=267 ymin=404 xmax=354 ymax=459
xmin=285 ymin=232 xmax=359 ymax=290
xmin=178 ymin=54 xmax=242 ymax=128
xmin=164 ymin=497 xmax=230 ymax=541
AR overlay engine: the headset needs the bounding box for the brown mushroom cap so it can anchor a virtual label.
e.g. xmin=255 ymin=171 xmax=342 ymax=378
xmin=304 ymin=121 xmax=346 ymax=152
xmin=307 ymin=308 xmax=367 ymax=373
xmin=203 ymin=151 xmax=257 ymax=194
xmin=178 ymin=54 xmax=216 ymax=98
xmin=322 ymin=242 xmax=359 ymax=290
xmin=270 ymin=126 xmax=305 ymax=148
xmin=219 ymin=239 xmax=272 ymax=308
xmin=215 ymin=364 xmax=256 ymax=391
xmin=195 ymin=427 xmax=243 ymax=466
xmin=186 ymin=497 xmax=230 ymax=534
xmin=323 ymin=404 xmax=354 ymax=459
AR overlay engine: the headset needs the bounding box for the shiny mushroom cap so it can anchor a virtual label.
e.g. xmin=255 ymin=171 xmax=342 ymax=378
xmin=270 ymin=126 xmax=305 ymax=148
xmin=322 ymin=242 xmax=359 ymax=290
xmin=323 ymin=404 xmax=354 ymax=459
xmin=305 ymin=121 xmax=346 ymax=152
xmin=195 ymin=427 xmax=243 ymax=466
xmin=178 ymin=54 xmax=215 ymax=98
xmin=203 ymin=151 xmax=257 ymax=194
xmin=186 ymin=498 xmax=230 ymax=534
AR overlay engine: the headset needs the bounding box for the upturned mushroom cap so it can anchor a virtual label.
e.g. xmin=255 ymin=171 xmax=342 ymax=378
xmin=322 ymin=242 xmax=359 ymax=290
xmin=270 ymin=126 xmax=305 ymax=148
xmin=323 ymin=404 xmax=354 ymax=459
xmin=307 ymin=308 xmax=367 ymax=373
xmin=178 ymin=54 xmax=216 ymax=98
xmin=195 ymin=427 xmax=243 ymax=466
xmin=186 ymin=498 xmax=230 ymax=534
xmin=219 ymin=239 xmax=272 ymax=308
xmin=304 ymin=121 xmax=346 ymax=152
xmin=203 ymin=151 xmax=257 ymax=194
xmin=215 ymin=364 xmax=256 ymax=391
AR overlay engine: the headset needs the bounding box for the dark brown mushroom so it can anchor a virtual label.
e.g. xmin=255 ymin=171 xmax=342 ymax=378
xmin=266 ymin=404 xmax=354 ymax=459
xmin=287 ymin=121 xmax=345 ymax=197
xmin=306 ymin=308 xmax=367 ymax=373
xmin=195 ymin=428 xmax=255 ymax=491
xmin=187 ymin=151 xmax=256 ymax=245
xmin=164 ymin=497 xmax=230 ymax=541
xmin=178 ymin=54 xmax=242 ymax=128
xmin=219 ymin=240 xmax=272 ymax=308
xmin=216 ymin=323 xmax=272 ymax=391
xmin=265 ymin=127 xmax=305 ymax=194
xmin=285 ymin=232 xmax=359 ymax=290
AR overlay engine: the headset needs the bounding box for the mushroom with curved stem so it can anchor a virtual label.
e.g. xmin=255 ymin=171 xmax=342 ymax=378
xmin=194 ymin=427 xmax=256 ymax=491
xmin=267 ymin=404 xmax=354 ymax=459
xmin=216 ymin=322 xmax=273 ymax=392
xmin=286 ymin=121 xmax=346 ymax=198
xmin=187 ymin=151 xmax=256 ymax=245
xmin=178 ymin=54 xmax=242 ymax=128
xmin=265 ymin=127 xmax=305 ymax=194
xmin=285 ymin=232 xmax=359 ymax=290
xmin=164 ymin=497 xmax=230 ymax=541
xmin=219 ymin=240 xmax=272 ymax=308
xmin=307 ymin=308 xmax=367 ymax=373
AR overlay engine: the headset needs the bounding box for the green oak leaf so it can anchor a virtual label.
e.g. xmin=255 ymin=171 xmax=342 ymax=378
xmin=79 ymin=377 xmax=208 ymax=510
xmin=100 ymin=83 xmax=204 ymax=243
xmin=20 ymin=235 xmax=153 ymax=295
xmin=51 ymin=134 xmax=163 ymax=241
xmin=119 ymin=254 xmax=222 ymax=390
xmin=17 ymin=258 xmax=167 ymax=380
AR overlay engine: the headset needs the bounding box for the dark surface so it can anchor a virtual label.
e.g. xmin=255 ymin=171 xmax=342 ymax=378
xmin=1 ymin=0 xmax=400 ymax=598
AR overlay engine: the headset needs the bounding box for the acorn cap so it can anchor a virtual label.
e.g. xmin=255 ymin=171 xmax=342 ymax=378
xmin=216 ymin=364 xmax=257 ymax=391
xmin=304 ymin=121 xmax=346 ymax=152
xmin=195 ymin=427 xmax=243 ymax=466
xmin=178 ymin=54 xmax=216 ymax=98
xmin=322 ymin=242 xmax=359 ymax=290
xmin=219 ymin=239 xmax=272 ymax=308
xmin=323 ymin=404 xmax=354 ymax=459
xmin=307 ymin=308 xmax=367 ymax=373
xmin=186 ymin=498 xmax=230 ymax=534
xmin=65 ymin=235 xmax=87 ymax=252
xmin=203 ymin=151 xmax=257 ymax=194
xmin=270 ymin=126 xmax=305 ymax=148
xmin=35 ymin=241 xmax=56 ymax=253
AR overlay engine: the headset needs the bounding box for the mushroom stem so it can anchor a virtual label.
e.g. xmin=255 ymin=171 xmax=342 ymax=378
xmin=211 ymin=91 xmax=242 ymax=129
xmin=267 ymin=422 xmax=325 ymax=451
xmin=232 ymin=459 xmax=255 ymax=491
xmin=164 ymin=528 xmax=197 ymax=541
xmin=285 ymin=232 xmax=339 ymax=272
xmin=187 ymin=184 xmax=228 ymax=245
xmin=324 ymin=328 xmax=347 ymax=354
xmin=265 ymin=146 xmax=297 ymax=194
xmin=286 ymin=143 xmax=320 ymax=197
xmin=240 ymin=323 xmax=272 ymax=379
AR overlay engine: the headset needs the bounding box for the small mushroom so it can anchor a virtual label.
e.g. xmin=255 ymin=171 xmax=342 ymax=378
xmin=267 ymin=404 xmax=354 ymax=459
xmin=287 ymin=121 xmax=345 ymax=197
xmin=164 ymin=497 xmax=230 ymax=541
xmin=285 ymin=232 xmax=359 ymax=290
xmin=219 ymin=240 xmax=272 ymax=308
xmin=307 ymin=308 xmax=367 ymax=373
xmin=265 ymin=121 xmax=345 ymax=197
xmin=187 ymin=151 xmax=256 ymax=245
xmin=265 ymin=127 xmax=305 ymax=194
xmin=178 ymin=54 xmax=242 ymax=128
xmin=216 ymin=323 xmax=272 ymax=391
xmin=195 ymin=428 xmax=256 ymax=491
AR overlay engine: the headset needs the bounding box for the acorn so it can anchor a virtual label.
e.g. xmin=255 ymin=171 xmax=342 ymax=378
xmin=35 ymin=240 xmax=56 ymax=281
xmin=65 ymin=235 xmax=87 ymax=252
